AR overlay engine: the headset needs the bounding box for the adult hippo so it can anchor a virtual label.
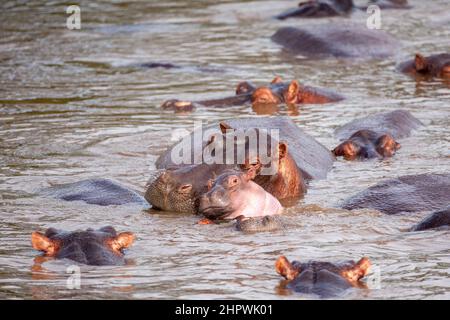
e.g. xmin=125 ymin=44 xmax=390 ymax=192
xmin=332 ymin=130 xmax=401 ymax=160
xmin=341 ymin=173 xmax=450 ymax=215
xmin=146 ymin=117 xmax=334 ymax=214
xmin=398 ymin=53 xmax=450 ymax=79
xmin=271 ymin=24 xmax=398 ymax=59
xmin=276 ymin=0 xmax=354 ymax=20
xmin=199 ymin=169 xmax=283 ymax=220
xmin=31 ymin=226 xmax=135 ymax=266
xmin=410 ymin=205 xmax=450 ymax=232
xmin=334 ymin=110 xmax=423 ymax=141
xmin=40 ymin=178 xmax=149 ymax=208
xmin=275 ymin=255 xmax=371 ymax=297
xmin=161 ymin=76 xmax=343 ymax=112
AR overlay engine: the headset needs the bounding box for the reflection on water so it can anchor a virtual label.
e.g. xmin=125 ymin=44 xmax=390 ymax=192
xmin=0 ymin=0 xmax=449 ymax=299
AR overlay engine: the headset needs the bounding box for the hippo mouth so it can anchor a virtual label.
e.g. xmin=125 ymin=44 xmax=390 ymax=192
xmin=198 ymin=206 xmax=234 ymax=220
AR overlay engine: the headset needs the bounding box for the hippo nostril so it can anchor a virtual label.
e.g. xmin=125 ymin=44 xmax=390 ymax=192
xmin=179 ymin=184 xmax=192 ymax=193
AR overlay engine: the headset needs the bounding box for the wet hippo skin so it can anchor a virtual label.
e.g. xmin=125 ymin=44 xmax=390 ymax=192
xmin=31 ymin=226 xmax=135 ymax=266
xmin=410 ymin=205 xmax=450 ymax=231
xmin=271 ymin=24 xmax=398 ymax=59
xmin=334 ymin=110 xmax=423 ymax=141
xmin=276 ymin=0 xmax=354 ymax=20
xmin=198 ymin=169 xmax=283 ymax=220
xmin=332 ymin=130 xmax=401 ymax=160
xmin=40 ymin=178 xmax=149 ymax=207
xmin=275 ymin=256 xmax=371 ymax=297
xmin=147 ymin=117 xmax=334 ymax=214
xmin=398 ymin=53 xmax=450 ymax=79
xmin=341 ymin=173 xmax=450 ymax=214
xmin=161 ymin=76 xmax=343 ymax=112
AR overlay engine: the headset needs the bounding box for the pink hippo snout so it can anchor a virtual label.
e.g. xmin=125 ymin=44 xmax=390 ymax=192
xmin=199 ymin=169 xmax=283 ymax=220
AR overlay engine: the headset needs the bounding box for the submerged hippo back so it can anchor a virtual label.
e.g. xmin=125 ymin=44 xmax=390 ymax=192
xmin=40 ymin=178 xmax=148 ymax=207
xmin=334 ymin=110 xmax=423 ymax=140
xmin=341 ymin=173 xmax=450 ymax=214
xmin=271 ymin=24 xmax=398 ymax=58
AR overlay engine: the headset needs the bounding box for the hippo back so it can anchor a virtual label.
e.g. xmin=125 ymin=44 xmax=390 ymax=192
xmin=156 ymin=117 xmax=334 ymax=180
xmin=271 ymin=24 xmax=398 ymax=58
xmin=334 ymin=110 xmax=423 ymax=140
xmin=341 ymin=173 xmax=450 ymax=214
xmin=40 ymin=178 xmax=149 ymax=207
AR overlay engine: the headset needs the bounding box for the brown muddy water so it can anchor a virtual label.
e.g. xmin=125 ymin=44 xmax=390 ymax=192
xmin=0 ymin=0 xmax=449 ymax=299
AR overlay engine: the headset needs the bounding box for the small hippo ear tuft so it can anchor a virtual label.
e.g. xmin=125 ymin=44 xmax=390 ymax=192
xmin=31 ymin=232 xmax=58 ymax=255
xmin=278 ymin=142 xmax=288 ymax=159
xmin=285 ymin=80 xmax=300 ymax=104
xmin=219 ymin=122 xmax=234 ymax=134
xmin=414 ymin=53 xmax=427 ymax=71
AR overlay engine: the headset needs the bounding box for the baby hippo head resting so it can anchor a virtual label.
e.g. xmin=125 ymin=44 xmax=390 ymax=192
xmin=199 ymin=169 xmax=283 ymax=220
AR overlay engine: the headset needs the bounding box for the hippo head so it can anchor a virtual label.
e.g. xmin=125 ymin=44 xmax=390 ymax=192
xmin=275 ymin=255 xmax=371 ymax=297
xmin=247 ymin=77 xmax=300 ymax=106
xmin=400 ymin=53 xmax=450 ymax=78
xmin=160 ymin=99 xmax=195 ymax=112
xmin=332 ymin=133 xmax=400 ymax=160
xmin=199 ymin=169 xmax=255 ymax=220
xmin=199 ymin=168 xmax=283 ymax=220
xmin=145 ymin=164 xmax=227 ymax=214
xmin=31 ymin=226 xmax=135 ymax=266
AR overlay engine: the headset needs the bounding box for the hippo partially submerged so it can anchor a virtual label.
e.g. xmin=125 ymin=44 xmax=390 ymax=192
xmin=31 ymin=226 xmax=135 ymax=266
xmin=410 ymin=205 xmax=450 ymax=232
xmin=334 ymin=110 xmax=423 ymax=141
xmin=40 ymin=178 xmax=149 ymax=208
xmin=341 ymin=173 xmax=450 ymax=214
xmin=332 ymin=130 xmax=401 ymax=160
xmin=398 ymin=53 xmax=450 ymax=79
xmin=275 ymin=0 xmax=410 ymax=20
xmin=199 ymin=169 xmax=283 ymax=220
xmin=161 ymin=76 xmax=343 ymax=112
xmin=146 ymin=117 xmax=334 ymax=214
xmin=275 ymin=255 xmax=371 ymax=297
xmin=276 ymin=0 xmax=354 ymax=20
xmin=271 ymin=24 xmax=398 ymax=59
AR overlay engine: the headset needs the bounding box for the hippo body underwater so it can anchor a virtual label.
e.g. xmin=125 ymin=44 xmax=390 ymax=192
xmin=341 ymin=173 xmax=450 ymax=215
xmin=146 ymin=117 xmax=334 ymax=214
xmin=162 ymin=77 xmax=343 ymax=113
xmin=271 ymin=24 xmax=398 ymax=59
xmin=31 ymin=226 xmax=135 ymax=266
xmin=40 ymin=178 xmax=149 ymax=208
xmin=275 ymin=255 xmax=371 ymax=297
xmin=411 ymin=205 xmax=450 ymax=232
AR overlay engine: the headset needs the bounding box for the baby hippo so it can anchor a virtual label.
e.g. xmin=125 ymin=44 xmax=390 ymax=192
xmin=31 ymin=226 xmax=135 ymax=266
xmin=199 ymin=169 xmax=283 ymax=221
xmin=332 ymin=130 xmax=400 ymax=160
xmin=398 ymin=53 xmax=450 ymax=79
xmin=275 ymin=255 xmax=371 ymax=297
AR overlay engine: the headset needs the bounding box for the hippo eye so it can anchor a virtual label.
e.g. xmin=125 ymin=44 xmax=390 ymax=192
xmin=179 ymin=184 xmax=192 ymax=193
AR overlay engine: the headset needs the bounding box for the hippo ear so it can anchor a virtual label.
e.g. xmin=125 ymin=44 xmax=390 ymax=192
xmin=207 ymin=179 xmax=214 ymax=191
xmin=243 ymin=167 xmax=257 ymax=181
xmin=395 ymin=142 xmax=401 ymax=150
xmin=278 ymin=142 xmax=288 ymax=159
xmin=219 ymin=122 xmax=234 ymax=134
xmin=109 ymin=232 xmax=135 ymax=252
xmin=271 ymin=76 xmax=283 ymax=84
xmin=275 ymin=256 xmax=300 ymax=281
xmin=341 ymin=257 xmax=371 ymax=283
xmin=414 ymin=53 xmax=428 ymax=71
xmin=31 ymin=232 xmax=59 ymax=256
xmin=285 ymin=80 xmax=300 ymax=104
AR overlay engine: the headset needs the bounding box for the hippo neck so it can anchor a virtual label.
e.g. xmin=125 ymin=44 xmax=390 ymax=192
xmin=255 ymin=154 xmax=304 ymax=200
